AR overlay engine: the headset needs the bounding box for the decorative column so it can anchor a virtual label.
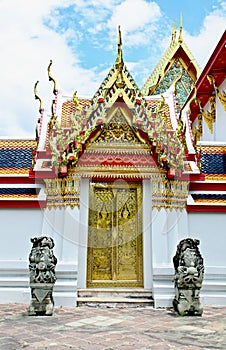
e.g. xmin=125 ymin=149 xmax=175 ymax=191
xmin=28 ymin=236 xmax=57 ymax=316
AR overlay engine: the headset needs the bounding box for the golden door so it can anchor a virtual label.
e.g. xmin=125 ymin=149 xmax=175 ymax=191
xmin=87 ymin=182 xmax=143 ymax=288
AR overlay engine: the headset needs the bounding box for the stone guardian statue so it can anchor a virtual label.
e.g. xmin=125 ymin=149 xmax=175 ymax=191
xmin=28 ymin=236 xmax=57 ymax=315
xmin=173 ymin=238 xmax=204 ymax=316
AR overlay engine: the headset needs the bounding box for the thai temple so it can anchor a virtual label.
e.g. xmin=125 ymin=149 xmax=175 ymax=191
xmin=0 ymin=21 xmax=225 ymax=308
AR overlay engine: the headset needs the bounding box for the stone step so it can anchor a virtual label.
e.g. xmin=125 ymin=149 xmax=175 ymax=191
xmin=77 ymin=288 xmax=154 ymax=308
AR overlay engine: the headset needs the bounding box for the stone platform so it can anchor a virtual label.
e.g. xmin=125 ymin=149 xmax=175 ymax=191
xmin=0 ymin=303 xmax=226 ymax=349
xmin=77 ymin=288 xmax=154 ymax=307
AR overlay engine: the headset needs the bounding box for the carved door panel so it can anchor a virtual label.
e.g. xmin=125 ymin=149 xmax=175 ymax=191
xmin=87 ymin=182 xmax=143 ymax=288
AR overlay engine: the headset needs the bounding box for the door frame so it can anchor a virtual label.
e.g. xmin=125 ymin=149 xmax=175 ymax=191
xmin=77 ymin=178 xmax=153 ymax=290
xmin=86 ymin=181 xmax=143 ymax=288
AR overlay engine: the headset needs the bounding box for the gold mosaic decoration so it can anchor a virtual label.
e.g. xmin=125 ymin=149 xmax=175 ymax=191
xmin=142 ymin=17 xmax=200 ymax=97
xmin=0 ymin=140 xmax=36 ymax=148
xmin=0 ymin=168 xmax=30 ymax=175
xmin=44 ymin=177 xmax=80 ymax=209
xmin=152 ymin=174 xmax=189 ymax=211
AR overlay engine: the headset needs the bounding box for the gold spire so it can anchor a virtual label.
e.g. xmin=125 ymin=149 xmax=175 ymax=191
xmin=171 ymin=21 xmax=177 ymax=46
xmin=178 ymin=13 xmax=183 ymax=44
xmin=34 ymin=80 xmax=43 ymax=113
xmin=115 ymin=25 xmax=125 ymax=88
xmin=47 ymin=59 xmax=58 ymax=95
xmin=116 ymin=25 xmax=123 ymax=66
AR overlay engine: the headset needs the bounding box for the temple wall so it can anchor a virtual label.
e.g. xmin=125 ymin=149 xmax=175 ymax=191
xmin=152 ymin=209 xmax=226 ymax=307
xmin=0 ymin=193 xmax=225 ymax=308
xmin=0 ymin=207 xmax=80 ymax=307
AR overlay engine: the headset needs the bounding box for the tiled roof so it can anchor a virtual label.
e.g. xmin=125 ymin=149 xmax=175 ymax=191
xmin=0 ymin=188 xmax=39 ymax=198
xmin=0 ymin=140 xmax=36 ymax=174
xmin=192 ymin=194 xmax=226 ymax=203
xmin=61 ymin=99 xmax=92 ymax=128
xmin=201 ymin=152 xmax=226 ymax=174
xmin=146 ymin=100 xmax=172 ymax=129
xmin=0 ymin=140 xmax=36 ymax=148
xmin=60 ymin=98 xmax=173 ymax=131
xmin=201 ymin=146 xmax=226 ymax=154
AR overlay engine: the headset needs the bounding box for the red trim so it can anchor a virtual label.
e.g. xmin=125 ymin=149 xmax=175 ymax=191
xmin=36 ymin=150 xmax=52 ymax=158
xmin=187 ymin=204 xmax=226 ymax=212
xmin=0 ymin=200 xmax=46 ymax=209
xmin=30 ymin=170 xmax=57 ymax=179
xmin=190 ymin=182 xmax=226 ymax=191
xmin=186 ymin=174 xmax=206 ymax=181
xmin=185 ymin=31 xmax=226 ymax=121
xmin=0 ymin=177 xmax=35 ymax=184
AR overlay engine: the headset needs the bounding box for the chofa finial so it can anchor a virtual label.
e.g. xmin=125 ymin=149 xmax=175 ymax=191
xmin=47 ymin=60 xmax=58 ymax=95
xmin=34 ymin=80 xmax=43 ymax=113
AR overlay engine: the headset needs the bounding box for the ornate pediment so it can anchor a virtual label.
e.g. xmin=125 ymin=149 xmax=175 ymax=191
xmin=89 ymin=106 xmax=146 ymax=147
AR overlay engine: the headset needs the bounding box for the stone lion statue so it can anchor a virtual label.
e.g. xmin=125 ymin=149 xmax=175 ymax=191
xmin=28 ymin=236 xmax=57 ymax=316
xmin=173 ymin=238 xmax=204 ymax=316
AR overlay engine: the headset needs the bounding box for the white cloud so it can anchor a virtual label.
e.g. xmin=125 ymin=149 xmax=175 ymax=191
xmin=183 ymin=10 xmax=226 ymax=69
xmin=108 ymin=0 xmax=161 ymax=31
xmin=106 ymin=0 xmax=162 ymax=47
xmin=0 ymin=0 xmax=225 ymax=137
xmin=0 ymin=0 xmax=100 ymax=136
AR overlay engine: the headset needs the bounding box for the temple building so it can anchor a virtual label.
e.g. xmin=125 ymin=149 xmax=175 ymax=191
xmin=0 ymin=24 xmax=225 ymax=308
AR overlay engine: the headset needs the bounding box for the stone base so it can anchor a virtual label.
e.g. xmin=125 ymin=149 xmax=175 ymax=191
xmin=173 ymin=289 xmax=203 ymax=316
xmin=28 ymin=284 xmax=54 ymax=316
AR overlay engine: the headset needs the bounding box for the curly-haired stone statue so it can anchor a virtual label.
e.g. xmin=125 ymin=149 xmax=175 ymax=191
xmin=173 ymin=238 xmax=204 ymax=316
xmin=28 ymin=236 xmax=57 ymax=316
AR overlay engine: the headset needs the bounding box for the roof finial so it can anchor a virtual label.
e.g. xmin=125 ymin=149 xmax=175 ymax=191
xmin=116 ymin=25 xmax=123 ymax=65
xmin=178 ymin=13 xmax=183 ymax=44
xmin=171 ymin=21 xmax=177 ymax=46
xmin=34 ymin=80 xmax=43 ymax=113
xmin=47 ymin=60 xmax=58 ymax=95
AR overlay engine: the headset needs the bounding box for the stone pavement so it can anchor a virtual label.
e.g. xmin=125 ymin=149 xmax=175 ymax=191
xmin=0 ymin=304 xmax=226 ymax=349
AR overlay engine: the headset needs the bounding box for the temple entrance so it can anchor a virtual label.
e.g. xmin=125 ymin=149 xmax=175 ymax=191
xmin=87 ymin=181 xmax=143 ymax=288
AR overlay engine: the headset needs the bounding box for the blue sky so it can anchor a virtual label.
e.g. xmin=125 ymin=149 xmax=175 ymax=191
xmin=0 ymin=0 xmax=225 ymax=137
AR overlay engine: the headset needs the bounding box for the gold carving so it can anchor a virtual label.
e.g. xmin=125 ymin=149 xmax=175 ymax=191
xmin=152 ymin=175 xmax=189 ymax=211
xmin=199 ymin=95 xmax=216 ymax=134
xmin=207 ymin=74 xmax=226 ymax=111
xmin=96 ymin=109 xmax=139 ymax=143
xmin=87 ymin=182 xmax=143 ymax=288
xmin=44 ymin=177 xmax=80 ymax=209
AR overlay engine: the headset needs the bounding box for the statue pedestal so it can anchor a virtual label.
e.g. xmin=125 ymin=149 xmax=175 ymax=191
xmin=173 ymin=287 xmax=203 ymax=316
xmin=28 ymin=283 xmax=54 ymax=316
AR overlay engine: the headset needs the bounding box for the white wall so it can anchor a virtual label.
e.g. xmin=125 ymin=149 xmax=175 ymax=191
xmin=0 ymin=208 xmax=43 ymax=260
xmin=42 ymin=207 xmax=80 ymax=263
xmin=188 ymin=212 xmax=226 ymax=266
xmin=152 ymin=208 xmax=226 ymax=307
xmin=0 ymin=206 xmax=80 ymax=307
xmin=152 ymin=208 xmax=189 ymax=266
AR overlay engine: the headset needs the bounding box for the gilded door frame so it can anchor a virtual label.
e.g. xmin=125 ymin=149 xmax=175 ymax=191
xmin=87 ymin=181 xmax=143 ymax=288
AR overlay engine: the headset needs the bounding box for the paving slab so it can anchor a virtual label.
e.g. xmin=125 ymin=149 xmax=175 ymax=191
xmin=0 ymin=304 xmax=226 ymax=349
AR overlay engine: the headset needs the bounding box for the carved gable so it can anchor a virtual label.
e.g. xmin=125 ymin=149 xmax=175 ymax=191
xmin=89 ymin=106 xmax=145 ymax=147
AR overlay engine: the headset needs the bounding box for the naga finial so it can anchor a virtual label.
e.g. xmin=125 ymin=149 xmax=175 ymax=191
xmin=47 ymin=60 xmax=58 ymax=95
xmin=73 ymin=90 xmax=82 ymax=110
xmin=178 ymin=13 xmax=183 ymax=44
xmin=34 ymin=80 xmax=43 ymax=113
